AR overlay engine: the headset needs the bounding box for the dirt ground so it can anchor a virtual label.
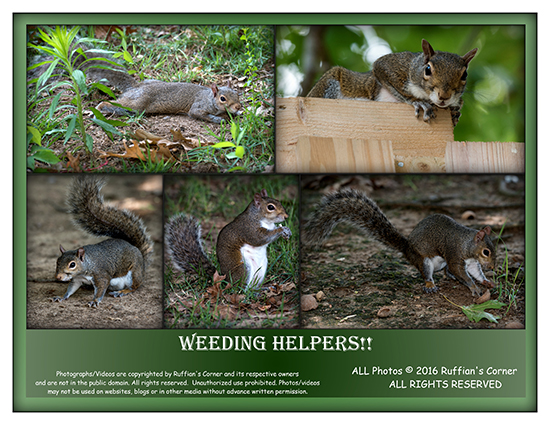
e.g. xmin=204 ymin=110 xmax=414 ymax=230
xmin=26 ymin=175 xmax=164 ymax=329
xmin=300 ymin=174 xmax=525 ymax=329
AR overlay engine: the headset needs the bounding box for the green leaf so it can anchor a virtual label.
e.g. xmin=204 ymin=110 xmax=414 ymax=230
xmin=91 ymin=117 xmax=123 ymax=136
xmin=64 ymin=114 xmax=77 ymax=142
xmin=89 ymin=107 xmax=129 ymax=127
xmin=85 ymin=133 xmax=94 ymax=153
xmin=461 ymin=300 xmax=507 ymax=323
xmin=212 ymin=141 xmax=236 ymax=149
xmin=123 ymin=50 xmax=133 ymax=64
xmin=30 ymin=146 xmax=61 ymax=165
xmin=36 ymin=59 xmax=59 ymax=88
xmin=91 ymin=82 xmax=116 ymax=98
xmin=234 ymin=145 xmax=245 ymax=158
xmin=27 ymin=126 xmax=42 ymax=146
xmin=72 ymin=69 xmax=88 ymax=95
xmin=48 ymin=92 xmax=63 ymax=119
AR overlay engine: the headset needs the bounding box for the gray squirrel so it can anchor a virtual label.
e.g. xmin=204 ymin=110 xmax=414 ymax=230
xmin=307 ymin=39 xmax=478 ymax=126
xmin=53 ymin=177 xmax=153 ymax=307
xmin=165 ymin=189 xmax=292 ymax=291
xmin=303 ymin=189 xmax=495 ymax=299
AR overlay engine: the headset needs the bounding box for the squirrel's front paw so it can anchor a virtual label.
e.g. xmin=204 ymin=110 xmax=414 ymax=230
xmin=88 ymin=301 xmax=100 ymax=308
xmin=281 ymin=226 xmax=292 ymax=239
xmin=413 ymin=101 xmax=436 ymax=123
xmin=51 ymin=296 xmax=64 ymax=302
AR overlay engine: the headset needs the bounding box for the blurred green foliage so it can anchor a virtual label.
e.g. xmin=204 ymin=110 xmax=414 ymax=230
xmin=276 ymin=25 xmax=525 ymax=143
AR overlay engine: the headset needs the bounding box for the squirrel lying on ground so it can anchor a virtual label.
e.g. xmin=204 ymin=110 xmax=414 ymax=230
xmin=96 ymin=80 xmax=243 ymax=124
xmin=53 ymin=177 xmax=153 ymax=307
xmin=29 ymin=44 xmax=243 ymax=124
xmin=307 ymin=39 xmax=478 ymax=126
xmin=165 ymin=189 xmax=292 ymax=291
xmin=303 ymin=189 xmax=495 ymax=299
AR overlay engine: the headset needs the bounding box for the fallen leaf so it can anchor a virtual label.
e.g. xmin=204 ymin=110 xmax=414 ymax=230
xmin=65 ymin=151 xmax=81 ymax=172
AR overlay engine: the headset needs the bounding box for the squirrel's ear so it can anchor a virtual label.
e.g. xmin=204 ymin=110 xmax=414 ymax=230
xmin=254 ymin=192 xmax=262 ymax=207
xmin=260 ymin=188 xmax=268 ymax=197
xmin=474 ymin=227 xmax=491 ymax=243
xmin=421 ymin=39 xmax=435 ymax=63
xmin=462 ymin=48 xmax=478 ymax=67
xmin=210 ymin=84 xmax=219 ymax=95
xmin=77 ymin=247 xmax=86 ymax=261
xmin=59 ymin=244 xmax=66 ymax=254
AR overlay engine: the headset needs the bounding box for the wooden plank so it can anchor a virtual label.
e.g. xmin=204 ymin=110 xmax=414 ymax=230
xmin=296 ymin=136 xmax=395 ymax=173
xmin=445 ymin=142 xmax=525 ymax=173
xmin=276 ymin=97 xmax=454 ymax=173
xmin=393 ymin=155 xmax=446 ymax=173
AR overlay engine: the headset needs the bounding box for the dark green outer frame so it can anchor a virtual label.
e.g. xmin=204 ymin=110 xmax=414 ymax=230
xmin=13 ymin=13 xmax=537 ymax=412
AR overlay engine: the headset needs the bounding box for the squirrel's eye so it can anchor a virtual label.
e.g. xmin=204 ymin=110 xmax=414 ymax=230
xmin=461 ymin=70 xmax=468 ymax=81
xmin=69 ymin=261 xmax=76 ymax=269
xmin=482 ymin=249 xmax=491 ymax=258
xmin=267 ymin=204 xmax=276 ymax=211
xmin=220 ymin=95 xmax=227 ymax=102
xmin=425 ymin=65 xmax=432 ymax=76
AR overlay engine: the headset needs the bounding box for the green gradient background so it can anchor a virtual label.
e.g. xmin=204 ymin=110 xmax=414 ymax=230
xmin=14 ymin=13 xmax=537 ymax=412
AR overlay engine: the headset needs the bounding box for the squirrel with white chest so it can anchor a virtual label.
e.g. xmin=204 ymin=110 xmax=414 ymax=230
xmin=307 ymin=39 xmax=478 ymax=126
xmin=303 ymin=189 xmax=496 ymax=299
xmin=53 ymin=177 xmax=153 ymax=307
xmin=165 ymin=189 xmax=292 ymax=291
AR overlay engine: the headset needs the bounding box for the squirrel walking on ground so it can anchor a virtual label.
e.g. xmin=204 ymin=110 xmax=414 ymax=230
xmin=53 ymin=177 xmax=153 ymax=307
xmin=307 ymin=39 xmax=478 ymax=126
xmin=303 ymin=189 xmax=495 ymax=299
xmin=29 ymin=44 xmax=243 ymax=124
xmin=165 ymin=189 xmax=292 ymax=291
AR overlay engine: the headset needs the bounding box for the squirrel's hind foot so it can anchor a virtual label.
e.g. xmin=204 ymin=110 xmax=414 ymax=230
xmin=109 ymin=289 xmax=132 ymax=298
xmin=422 ymin=281 xmax=439 ymax=294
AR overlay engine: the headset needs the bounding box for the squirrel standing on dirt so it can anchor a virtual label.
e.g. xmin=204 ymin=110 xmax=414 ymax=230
xmin=307 ymin=39 xmax=478 ymax=126
xmin=165 ymin=189 xmax=292 ymax=291
xmin=303 ymin=189 xmax=495 ymax=299
xmin=53 ymin=177 xmax=153 ymax=307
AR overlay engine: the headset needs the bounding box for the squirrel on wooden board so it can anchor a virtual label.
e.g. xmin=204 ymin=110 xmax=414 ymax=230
xmin=307 ymin=39 xmax=478 ymax=126
xmin=53 ymin=177 xmax=153 ymax=307
xmin=165 ymin=189 xmax=292 ymax=291
xmin=303 ymin=189 xmax=496 ymax=300
xmin=29 ymin=44 xmax=243 ymax=124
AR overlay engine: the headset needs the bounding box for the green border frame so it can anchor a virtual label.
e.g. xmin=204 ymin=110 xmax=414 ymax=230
xmin=13 ymin=13 xmax=537 ymax=412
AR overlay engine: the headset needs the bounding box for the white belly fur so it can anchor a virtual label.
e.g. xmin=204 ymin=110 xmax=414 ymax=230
xmin=108 ymin=270 xmax=133 ymax=290
xmin=240 ymin=244 xmax=268 ymax=290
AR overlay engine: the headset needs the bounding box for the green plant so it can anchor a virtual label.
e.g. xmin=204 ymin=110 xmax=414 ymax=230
xmin=492 ymin=224 xmax=525 ymax=314
xmin=27 ymin=26 xmax=125 ymax=154
xmin=208 ymin=116 xmax=247 ymax=171
xmin=26 ymin=124 xmax=61 ymax=171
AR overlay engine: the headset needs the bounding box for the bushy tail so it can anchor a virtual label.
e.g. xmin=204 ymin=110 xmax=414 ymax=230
xmin=164 ymin=213 xmax=217 ymax=277
xmin=303 ymin=189 xmax=419 ymax=262
xmin=67 ymin=176 xmax=153 ymax=262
